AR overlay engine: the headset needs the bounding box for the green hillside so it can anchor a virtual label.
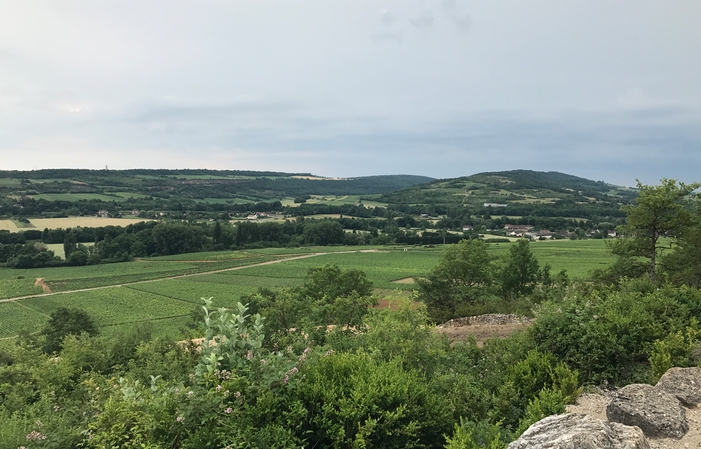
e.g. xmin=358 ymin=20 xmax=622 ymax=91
xmin=381 ymin=170 xmax=637 ymax=219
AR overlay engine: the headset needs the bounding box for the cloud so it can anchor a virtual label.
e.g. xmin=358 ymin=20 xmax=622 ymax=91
xmin=410 ymin=10 xmax=434 ymax=29
xmin=370 ymin=31 xmax=402 ymax=44
xmin=442 ymin=0 xmax=471 ymax=31
xmin=379 ymin=8 xmax=396 ymax=26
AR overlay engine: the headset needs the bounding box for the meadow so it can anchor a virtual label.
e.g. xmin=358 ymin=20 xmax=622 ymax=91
xmin=0 ymin=240 xmax=614 ymax=340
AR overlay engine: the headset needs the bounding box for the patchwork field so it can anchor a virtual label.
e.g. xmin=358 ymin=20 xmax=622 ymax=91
xmin=0 ymin=240 xmax=615 ymax=340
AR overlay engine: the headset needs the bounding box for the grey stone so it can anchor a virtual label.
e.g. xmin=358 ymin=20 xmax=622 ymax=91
xmin=606 ymin=383 xmax=688 ymax=439
xmin=508 ymin=413 xmax=649 ymax=449
xmin=656 ymin=367 xmax=701 ymax=407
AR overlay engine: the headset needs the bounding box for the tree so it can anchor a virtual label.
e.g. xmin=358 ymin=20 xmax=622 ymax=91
xmin=431 ymin=239 xmax=494 ymax=291
xmin=615 ymin=179 xmax=700 ymax=281
xmin=300 ymin=264 xmax=373 ymax=303
xmin=415 ymin=239 xmax=495 ymax=321
xmin=660 ymin=205 xmax=701 ymax=287
xmin=42 ymin=307 xmax=99 ymax=354
xmin=63 ymin=230 xmax=78 ymax=260
xmin=500 ymin=239 xmax=540 ymax=298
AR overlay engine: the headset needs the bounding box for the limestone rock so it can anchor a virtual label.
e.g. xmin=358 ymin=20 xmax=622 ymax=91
xmin=656 ymin=367 xmax=701 ymax=407
xmin=508 ymin=413 xmax=649 ymax=449
xmin=606 ymin=384 xmax=688 ymax=439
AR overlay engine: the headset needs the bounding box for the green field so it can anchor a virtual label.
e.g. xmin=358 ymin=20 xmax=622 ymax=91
xmin=0 ymin=240 xmax=616 ymax=339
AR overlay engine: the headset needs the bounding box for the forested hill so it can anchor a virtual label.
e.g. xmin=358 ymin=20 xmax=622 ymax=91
xmin=0 ymin=170 xmax=434 ymax=200
xmin=381 ymin=169 xmax=638 ymax=217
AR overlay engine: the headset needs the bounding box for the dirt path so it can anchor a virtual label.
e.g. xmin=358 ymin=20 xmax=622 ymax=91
xmin=0 ymin=252 xmax=332 ymax=303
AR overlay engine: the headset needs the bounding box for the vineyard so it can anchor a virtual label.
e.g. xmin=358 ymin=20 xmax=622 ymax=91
xmin=0 ymin=240 xmax=614 ymax=339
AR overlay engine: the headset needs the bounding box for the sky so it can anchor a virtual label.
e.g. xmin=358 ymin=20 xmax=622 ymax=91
xmin=1 ymin=1 xmax=700 ymax=187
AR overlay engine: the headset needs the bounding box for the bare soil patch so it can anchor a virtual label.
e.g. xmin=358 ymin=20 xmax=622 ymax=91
xmin=393 ymin=277 xmax=415 ymax=284
xmin=435 ymin=314 xmax=532 ymax=346
xmin=437 ymin=323 xmax=528 ymax=346
xmin=33 ymin=278 xmax=52 ymax=293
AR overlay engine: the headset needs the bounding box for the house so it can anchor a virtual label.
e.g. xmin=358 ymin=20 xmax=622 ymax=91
xmin=97 ymin=210 xmax=110 ymax=218
xmin=483 ymin=203 xmax=507 ymax=208
xmin=462 ymin=225 xmax=473 ymax=232
xmin=246 ymin=214 xmax=258 ymax=220
xmin=536 ymin=230 xmax=555 ymax=240
xmin=504 ymin=224 xmax=534 ymax=237
xmin=131 ymin=209 xmax=140 ymax=216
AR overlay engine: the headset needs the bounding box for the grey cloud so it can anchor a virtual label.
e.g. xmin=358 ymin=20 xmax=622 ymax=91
xmin=410 ymin=10 xmax=434 ymax=29
xmin=370 ymin=31 xmax=402 ymax=44
xmin=379 ymin=8 xmax=396 ymax=26
xmin=442 ymin=0 xmax=471 ymax=31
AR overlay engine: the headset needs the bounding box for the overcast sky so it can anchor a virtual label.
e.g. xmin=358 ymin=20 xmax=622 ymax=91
xmin=1 ymin=1 xmax=700 ymax=186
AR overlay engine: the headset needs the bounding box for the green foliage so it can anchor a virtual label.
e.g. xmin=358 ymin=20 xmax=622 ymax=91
xmin=616 ymin=178 xmax=700 ymax=281
xmin=300 ymin=263 xmax=374 ymax=302
xmin=415 ymin=239 xmax=496 ymax=322
xmin=196 ymin=299 xmax=296 ymax=387
xmin=294 ymin=351 xmax=451 ymax=449
xmin=515 ymin=388 xmax=567 ymax=436
xmin=500 ymin=239 xmax=540 ymax=298
xmin=360 ymin=298 xmax=449 ymax=374
xmin=492 ymin=350 xmax=579 ymax=428
xmin=649 ymin=322 xmax=701 ymax=382
xmin=41 ymin=307 xmax=99 ymax=354
xmin=531 ymin=282 xmax=691 ymax=384
xmin=445 ymin=419 xmax=509 ymax=449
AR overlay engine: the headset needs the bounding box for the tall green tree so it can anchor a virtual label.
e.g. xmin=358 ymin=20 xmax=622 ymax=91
xmin=500 ymin=239 xmax=540 ymax=298
xmin=416 ymin=239 xmax=495 ymax=321
xmin=41 ymin=307 xmax=99 ymax=354
xmin=63 ymin=230 xmax=77 ymax=259
xmin=614 ymin=179 xmax=700 ymax=281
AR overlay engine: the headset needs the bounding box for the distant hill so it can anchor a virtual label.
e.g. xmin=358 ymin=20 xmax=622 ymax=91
xmin=0 ymin=169 xmax=435 ymax=203
xmin=381 ymin=170 xmax=637 ymax=218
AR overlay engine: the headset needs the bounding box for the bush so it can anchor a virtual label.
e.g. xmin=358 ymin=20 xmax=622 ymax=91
xmin=530 ymin=283 xmax=691 ymax=385
xmin=294 ymin=351 xmax=452 ymax=449
xmin=42 ymin=307 xmax=99 ymax=354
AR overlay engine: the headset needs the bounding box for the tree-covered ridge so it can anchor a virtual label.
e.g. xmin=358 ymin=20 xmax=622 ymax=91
xmin=0 ymin=169 xmax=435 ymax=201
xmin=381 ymin=169 xmax=638 ymax=219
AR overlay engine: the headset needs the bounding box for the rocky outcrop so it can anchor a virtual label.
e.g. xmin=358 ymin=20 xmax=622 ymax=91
xmin=606 ymin=384 xmax=688 ymax=439
xmin=507 ymin=413 xmax=649 ymax=449
xmin=438 ymin=314 xmax=533 ymax=327
xmin=655 ymin=367 xmax=701 ymax=407
xmin=512 ymin=367 xmax=701 ymax=448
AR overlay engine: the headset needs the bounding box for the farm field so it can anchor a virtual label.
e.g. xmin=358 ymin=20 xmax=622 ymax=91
xmin=46 ymin=242 xmax=95 ymax=260
xmin=0 ymin=220 xmax=21 ymax=232
xmin=0 ymin=240 xmax=616 ymax=340
xmin=0 ymin=251 xmax=279 ymax=299
xmin=28 ymin=217 xmax=151 ymax=230
xmin=281 ymin=195 xmax=388 ymax=208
